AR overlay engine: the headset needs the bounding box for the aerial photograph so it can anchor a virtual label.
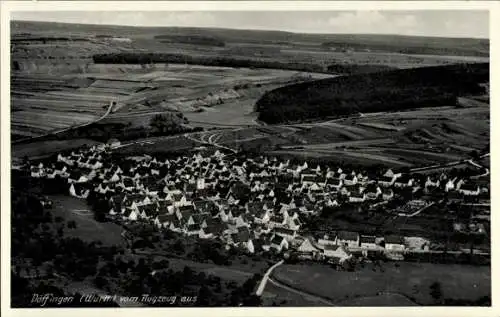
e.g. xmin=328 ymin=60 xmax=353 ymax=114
xmin=8 ymin=9 xmax=490 ymax=308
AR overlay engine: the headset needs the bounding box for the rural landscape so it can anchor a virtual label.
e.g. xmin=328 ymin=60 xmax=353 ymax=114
xmin=9 ymin=11 xmax=490 ymax=308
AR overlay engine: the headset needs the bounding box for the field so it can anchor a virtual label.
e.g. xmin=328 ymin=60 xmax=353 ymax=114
xmin=12 ymin=139 xmax=99 ymax=160
xmin=170 ymin=102 xmax=489 ymax=167
xmin=11 ymin=20 xmax=490 ymax=168
xmin=48 ymin=195 xmax=126 ymax=247
xmin=273 ymin=262 xmax=490 ymax=306
xmin=104 ymin=99 xmax=489 ymax=168
xmin=11 ymin=61 xmax=328 ymax=142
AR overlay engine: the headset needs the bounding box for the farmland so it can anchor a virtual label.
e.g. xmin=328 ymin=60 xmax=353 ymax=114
xmin=170 ymin=102 xmax=489 ymax=168
xmin=11 ymin=20 xmax=490 ymax=169
xmin=272 ymin=262 xmax=490 ymax=306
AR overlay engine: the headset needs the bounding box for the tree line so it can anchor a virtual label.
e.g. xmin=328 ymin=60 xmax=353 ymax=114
xmin=255 ymin=63 xmax=489 ymax=124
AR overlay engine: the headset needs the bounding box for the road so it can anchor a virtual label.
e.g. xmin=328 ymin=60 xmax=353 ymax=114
xmin=12 ymin=101 xmax=115 ymax=145
xmin=410 ymin=154 xmax=489 ymax=175
xmin=255 ymin=260 xmax=284 ymax=296
xmin=398 ymin=202 xmax=435 ymax=218
xmin=184 ymin=131 xmax=238 ymax=153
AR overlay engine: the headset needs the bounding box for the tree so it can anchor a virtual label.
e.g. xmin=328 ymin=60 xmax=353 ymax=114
xmin=430 ymin=281 xmax=443 ymax=304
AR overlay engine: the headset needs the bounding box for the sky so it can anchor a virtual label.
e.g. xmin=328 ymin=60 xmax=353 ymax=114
xmin=11 ymin=10 xmax=489 ymax=39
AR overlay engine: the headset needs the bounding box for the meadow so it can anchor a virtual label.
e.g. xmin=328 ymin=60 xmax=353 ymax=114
xmin=273 ymin=262 xmax=490 ymax=306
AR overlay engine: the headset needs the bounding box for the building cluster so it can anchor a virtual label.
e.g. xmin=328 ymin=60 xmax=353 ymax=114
xmin=27 ymin=143 xmax=488 ymax=260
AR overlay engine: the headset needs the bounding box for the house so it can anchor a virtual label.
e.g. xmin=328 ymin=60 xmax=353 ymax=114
xmin=253 ymin=209 xmax=271 ymax=224
xmin=378 ymin=176 xmax=395 ymax=187
xmin=349 ymin=192 xmax=366 ymax=203
xmin=296 ymin=239 xmax=321 ymax=259
xmin=360 ymin=235 xmax=378 ymax=250
xmin=230 ymin=227 xmax=255 ymax=253
xmin=120 ymin=178 xmax=135 ymax=191
xmin=445 ymin=178 xmax=456 ymax=192
xmin=69 ymin=183 xmax=90 ymax=199
xmin=176 ymin=205 xmax=195 ymax=221
xmin=394 ymin=174 xmax=414 ymax=188
xmin=154 ymin=214 xmax=176 ymax=229
xmin=383 ymin=169 xmax=401 ymax=179
xmin=336 ymin=231 xmax=360 ymax=248
xmin=382 ymin=188 xmax=394 ymax=201
xmin=273 ymin=227 xmax=297 ymax=242
xmin=325 ymin=178 xmax=343 ymax=191
xmin=138 ymin=204 xmax=158 ymax=219
xmin=68 ymin=170 xmax=88 ymax=184
xmin=88 ymin=158 xmax=103 ymax=170
xmin=269 ymin=235 xmax=288 ymax=253
xmin=458 ymin=183 xmax=480 ymax=196
xmin=169 ymin=218 xmax=185 ymax=233
xmin=425 ymin=176 xmax=440 ymax=189
xmin=199 ymin=220 xmax=227 ymax=239
xmin=235 ymin=213 xmax=252 ymax=228
xmin=318 ymin=234 xmax=337 ymax=247
xmin=268 ymin=214 xmax=287 ymax=228
xmin=322 ymin=245 xmax=350 ymax=263
xmin=187 ymin=213 xmax=210 ymax=226
xmin=301 ymin=175 xmax=321 ymax=186
xmin=123 ymin=208 xmax=139 ymax=221
xmin=384 ymin=235 xmax=405 ymax=251
xmin=325 ymin=197 xmax=339 ymax=207
xmin=365 ymin=184 xmax=382 ymax=200
xmin=343 ymin=174 xmax=357 ymax=186
xmin=288 ymin=217 xmax=301 ymax=231
xmin=30 ymin=166 xmax=45 ymax=178
xmin=186 ymin=223 xmax=202 ymax=236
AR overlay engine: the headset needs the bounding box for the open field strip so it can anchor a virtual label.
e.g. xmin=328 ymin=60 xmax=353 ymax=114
xmin=311 ymin=149 xmax=413 ymax=167
xmin=43 ymin=91 xmax=119 ymax=101
xmin=267 ymin=277 xmax=336 ymax=306
xmin=375 ymin=147 xmax=464 ymax=162
xmin=318 ymin=121 xmax=379 ymax=137
xmin=282 ymin=138 xmax=395 ymax=149
xmin=273 ymin=263 xmax=490 ymax=306
xmin=11 ymin=97 xmax=104 ymax=108
xmin=12 ymin=111 xmax=97 ymax=122
xmin=356 ymin=122 xmax=406 ymax=131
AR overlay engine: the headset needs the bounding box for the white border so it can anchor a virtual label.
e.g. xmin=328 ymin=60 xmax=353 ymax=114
xmin=1 ymin=1 xmax=498 ymax=317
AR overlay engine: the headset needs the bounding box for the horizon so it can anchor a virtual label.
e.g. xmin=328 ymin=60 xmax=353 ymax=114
xmin=11 ymin=11 xmax=490 ymax=39
xmin=10 ymin=19 xmax=490 ymax=41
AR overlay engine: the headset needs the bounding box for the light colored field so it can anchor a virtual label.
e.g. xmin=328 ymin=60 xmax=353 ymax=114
xmin=357 ymin=122 xmax=405 ymax=131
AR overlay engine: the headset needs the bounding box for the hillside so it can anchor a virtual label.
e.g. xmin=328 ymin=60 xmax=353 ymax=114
xmin=11 ymin=21 xmax=489 ymax=57
xmin=12 ymin=21 xmax=489 ymax=76
xmin=255 ymin=63 xmax=489 ymax=124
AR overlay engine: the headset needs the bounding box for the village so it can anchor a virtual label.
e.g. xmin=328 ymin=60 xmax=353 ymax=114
xmin=26 ymin=139 xmax=490 ymax=267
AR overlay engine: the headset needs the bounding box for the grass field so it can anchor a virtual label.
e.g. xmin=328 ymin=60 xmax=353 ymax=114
xmin=12 ymin=139 xmax=100 ymax=159
xmin=261 ymin=281 xmax=329 ymax=306
xmin=273 ymin=262 xmax=490 ymax=306
xmin=48 ymin=195 xmax=126 ymax=247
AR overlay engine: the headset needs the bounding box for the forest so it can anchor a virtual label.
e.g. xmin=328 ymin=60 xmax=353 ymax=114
xmin=255 ymin=63 xmax=489 ymax=124
xmin=154 ymin=34 xmax=226 ymax=47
